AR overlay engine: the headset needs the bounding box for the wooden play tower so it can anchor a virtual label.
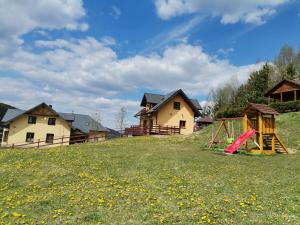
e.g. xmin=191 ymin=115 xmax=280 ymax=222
xmin=243 ymin=103 xmax=288 ymax=154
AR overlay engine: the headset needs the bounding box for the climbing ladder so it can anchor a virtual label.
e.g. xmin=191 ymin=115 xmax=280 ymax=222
xmin=263 ymin=134 xmax=289 ymax=154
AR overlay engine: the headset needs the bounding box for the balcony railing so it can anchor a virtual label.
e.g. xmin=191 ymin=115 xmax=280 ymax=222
xmin=125 ymin=124 xmax=180 ymax=136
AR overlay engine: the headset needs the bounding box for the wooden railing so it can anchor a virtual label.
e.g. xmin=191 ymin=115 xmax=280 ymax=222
xmin=125 ymin=125 xmax=180 ymax=136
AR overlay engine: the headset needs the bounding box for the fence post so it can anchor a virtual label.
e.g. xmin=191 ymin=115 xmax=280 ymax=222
xmin=61 ymin=136 xmax=64 ymax=146
xmin=12 ymin=144 xmax=14 ymax=149
xmin=37 ymin=139 xmax=40 ymax=148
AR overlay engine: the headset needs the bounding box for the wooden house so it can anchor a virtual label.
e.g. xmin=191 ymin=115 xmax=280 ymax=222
xmin=1 ymin=103 xmax=108 ymax=148
xmin=196 ymin=116 xmax=214 ymax=129
xmin=128 ymin=89 xmax=201 ymax=135
xmin=265 ymin=79 xmax=300 ymax=103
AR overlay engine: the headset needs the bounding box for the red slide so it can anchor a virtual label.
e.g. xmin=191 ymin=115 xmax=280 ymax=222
xmin=224 ymin=130 xmax=256 ymax=154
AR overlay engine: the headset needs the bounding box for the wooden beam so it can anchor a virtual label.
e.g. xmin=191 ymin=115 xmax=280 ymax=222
xmin=243 ymin=114 xmax=248 ymax=150
xmin=258 ymin=113 xmax=263 ymax=151
xmin=275 ymin=134 xmax=288 ymax=154
xmin=280 ymin=92 xmax=283 ymax=102
xmin=272 ymin=134 xmax=275 ymax=154
xmin=209 ymin=121 xmax=224 ymax=148
xmin=216 ymin=117 xmax=242 ymax=121
xmin=294 ymin=90 xmax=297 ymax=101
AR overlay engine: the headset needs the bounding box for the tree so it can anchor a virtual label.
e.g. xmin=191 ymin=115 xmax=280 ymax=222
xmin=245 ymin=63 xmax=271 ymax=103
xmin=285 ymin=63 xmax=297 ymax=80
xmin=115 ymin=107 xmax=127 ymax=132
xmin=92 ymin=111 xmax=101 ymax=123
xmin=275 ymin=44 xmax=298 ymax=80
xmin=90 ymin=111 xmax=102 ymax=131
xmin=213 ymin=76 xmax=240 ymax=116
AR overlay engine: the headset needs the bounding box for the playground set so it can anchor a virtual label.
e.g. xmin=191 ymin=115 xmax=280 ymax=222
xmin=209 ymin=103 xmax=288 ymax=155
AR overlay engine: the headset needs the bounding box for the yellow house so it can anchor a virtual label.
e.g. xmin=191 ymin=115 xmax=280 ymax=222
xmin=1 ymin=103 xmax=108 ymax=148
xmin=134 ymin=89 xmax=201 ymax=135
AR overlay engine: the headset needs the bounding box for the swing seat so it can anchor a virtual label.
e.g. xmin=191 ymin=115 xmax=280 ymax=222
xmin=227 ymin=137 xmax=234 ymax=144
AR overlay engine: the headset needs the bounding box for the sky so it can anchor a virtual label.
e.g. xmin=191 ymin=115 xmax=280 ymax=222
xmin=0 ymin=0 xmax=300 ymax=128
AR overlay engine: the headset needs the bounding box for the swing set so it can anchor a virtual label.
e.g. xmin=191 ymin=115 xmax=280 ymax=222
xmin=208 ymin=103 xmax=288 ymax=155
xmin=209 ymin=117 xmax=242 ymax=148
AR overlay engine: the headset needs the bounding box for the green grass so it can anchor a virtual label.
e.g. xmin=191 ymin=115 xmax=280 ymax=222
xmin=0 ymin=112 xmax=300 ymax=225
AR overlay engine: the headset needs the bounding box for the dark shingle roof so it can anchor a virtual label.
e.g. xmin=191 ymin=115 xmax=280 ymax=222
xmin=1 ymin=104 xmax=107 ymax=134
xmin=147 ymin=89 xmax=201 ymax=117
xmin=59 ymin=113 xmax=107 ymax=133
xmin=1 ymin=109 xmax=25 ymax=123
xmin=190 ymin=99 xmax=202 ymax=110
xmin=141 ymin=91 xmax=202 ymax=111
xmin=0 ymin=103 xmax=16 ymax=121
xmin=144 ymin=93 xmax=164 ymax=104
xmin=244 ymin=103 xmax=279 ymax=115
xmin=197 ymin=116 xmax=214 ymax=123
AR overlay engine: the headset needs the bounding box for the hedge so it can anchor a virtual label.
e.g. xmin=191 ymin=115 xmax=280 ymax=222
xmin=215 ymin=107 xmax=243 ymax=118
xmin=270 ymin=101 xmax=300 ymax=113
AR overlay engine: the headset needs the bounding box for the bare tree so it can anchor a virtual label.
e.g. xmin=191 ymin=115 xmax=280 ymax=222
xmin=90 ymin=110 xmax=102 ymax=131
xmin=92 ymin=111 xmax=101 ymax=123
xmin=115 ymin=107 xmax=127 ymax=132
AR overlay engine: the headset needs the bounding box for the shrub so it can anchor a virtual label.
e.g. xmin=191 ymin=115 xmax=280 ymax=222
xmin=215 ymin=106 xmax=243 ymax=118
xmin=270 ymin=101 xmax=300 ymax=113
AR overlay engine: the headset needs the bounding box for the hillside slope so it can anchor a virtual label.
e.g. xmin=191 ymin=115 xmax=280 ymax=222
xmin=0 ymin=112 xmax=299 ymax=224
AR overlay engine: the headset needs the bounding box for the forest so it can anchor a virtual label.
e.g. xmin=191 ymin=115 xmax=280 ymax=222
xmin=204 ymin=44 xmax=300 ymax=118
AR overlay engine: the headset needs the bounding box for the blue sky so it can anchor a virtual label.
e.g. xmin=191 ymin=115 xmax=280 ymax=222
xmin=0 ymin=0 xmax=299 ymax=127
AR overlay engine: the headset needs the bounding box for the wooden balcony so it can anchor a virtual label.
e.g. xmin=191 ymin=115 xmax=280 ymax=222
xmin=125 ymin=125 xmax=180 ymax=136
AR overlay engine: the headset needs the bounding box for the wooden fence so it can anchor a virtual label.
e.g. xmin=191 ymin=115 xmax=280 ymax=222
xmin=125 ymin=124 xmax=180 ymax=136
xmin=6 ymin=134 xmax=104 ymax=149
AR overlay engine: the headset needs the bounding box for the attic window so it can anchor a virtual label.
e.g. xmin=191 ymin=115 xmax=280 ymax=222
xmin=48 ymin=118 xmax=56 ymax=125
xmin=173 ymin=102 xmax=181 ymax=110
xmin=28 ymin=116 xmax=36 ymax=124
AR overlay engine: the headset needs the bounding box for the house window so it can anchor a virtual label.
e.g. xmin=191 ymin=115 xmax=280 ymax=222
xmin=46 ymin=133 xmax=54 ymax=144
xmin=179 ymin=120 xmax=186 ymax=129
xmin=173 ymin=101 xmax=181 ymax=110
xmin=26 ymin=132 xmax=35 ymax=142
xmin=28 ymin=116 xmax=36 ymax=124
xmin=48 ymin=118 xmax=56 ymax=125
xmin=3 ymin=131 xmax=9 ymax=142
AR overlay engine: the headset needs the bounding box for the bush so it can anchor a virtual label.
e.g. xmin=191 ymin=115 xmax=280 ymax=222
xmin=215 ymin=106 xmax=243 ymax=118
xmin=270 ymin=101 xmax=300 ymax=113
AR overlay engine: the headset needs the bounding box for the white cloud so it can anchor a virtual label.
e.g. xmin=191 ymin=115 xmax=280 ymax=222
xmin=0 ymin=1 xmax=265 ymax=127
xmin=0 ymin=0 xmax=87 ymax=54
xmin=217 ymin=48 xmax=234 ymax=57
xmin=110 ymin=6 xmax=122 ymax=20
xmin=143 ymin=15 xmax=205 ymax=53
xmin=0 ymin=37 xmax=263 ymax=127
xmin=0 ymin=76 xmax=139 ymax=128
xmin=154 ymin=0 xmax=289 ymax=24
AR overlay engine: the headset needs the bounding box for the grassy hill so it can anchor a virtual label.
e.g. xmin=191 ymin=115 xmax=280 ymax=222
xmin=193 ymin=111 xmax=300 ymax=152
xmin=0 ymin=112 xmax=299 ymax=224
